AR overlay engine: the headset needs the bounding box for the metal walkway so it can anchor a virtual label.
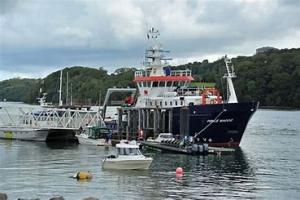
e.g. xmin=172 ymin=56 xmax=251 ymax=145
xmin=0 ymin=106 xmax=104 ymax=130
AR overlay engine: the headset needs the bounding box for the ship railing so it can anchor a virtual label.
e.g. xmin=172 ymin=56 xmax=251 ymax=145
xmin=135 ymin=69 xmax=191 ymax=77
xmin=171 ymin=69 xmax=191 ymax=77
xmin=135 ymin=69 xmax=152 ymax=77
xmin=176 ymin=87 xmax=202 ymax=96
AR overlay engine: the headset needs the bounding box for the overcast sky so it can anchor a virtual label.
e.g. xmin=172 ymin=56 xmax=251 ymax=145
xmin=1 ymin=0 xmax=300 ymax=80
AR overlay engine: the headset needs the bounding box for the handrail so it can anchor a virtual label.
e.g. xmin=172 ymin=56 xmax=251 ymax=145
xmin=135 ymin=69 xmax=191 ymax=77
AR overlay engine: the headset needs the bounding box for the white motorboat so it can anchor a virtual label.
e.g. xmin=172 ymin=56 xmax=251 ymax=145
xmin=76 ymin=126 xmax=112 ymax=146
xmin=0 ymin=127 xmax=48 ymax=141
xmin=102 ymin=141 xmax=153 ymax=170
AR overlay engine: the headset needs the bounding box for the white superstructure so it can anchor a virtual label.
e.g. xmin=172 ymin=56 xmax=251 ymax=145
xmin=133 ymin=28 xmax=228 ymax=109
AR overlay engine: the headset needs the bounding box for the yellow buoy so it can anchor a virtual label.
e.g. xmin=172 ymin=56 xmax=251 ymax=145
xmin=73 ymin=171 xmax=93 ymax=180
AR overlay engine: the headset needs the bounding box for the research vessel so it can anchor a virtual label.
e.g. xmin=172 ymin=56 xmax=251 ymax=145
xmin=131 ymin=28 xmax=258 ymax=147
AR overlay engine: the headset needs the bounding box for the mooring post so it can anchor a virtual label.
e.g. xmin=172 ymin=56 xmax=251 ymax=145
xmin=117 ymin=108 xmax=123 ymax=138
xmin=161 ymin=110 xmax=166 ymax=133
xmin=157 ymin=108 xmax=161 ymax=133
xmin=142 ymin=109 xmax=146 ymax=129
xmin=146 ymin=109 xmax=150 ymax=128
xmin=168 ymin=108 xmax=173 ymax=133
xmin=126 ymin=110 xmax=131 ymax=140
xmin=180 ymin=106 xmax=190 ymax=137
xmin=153 ymin=109 xmax=158 ymax=138
xmin=138 ymin=109 xmax=142 ymax=130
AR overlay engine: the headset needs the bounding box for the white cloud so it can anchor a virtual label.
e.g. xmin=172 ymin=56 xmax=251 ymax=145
xmin=0 ymin=0 xmax=299 ymax=80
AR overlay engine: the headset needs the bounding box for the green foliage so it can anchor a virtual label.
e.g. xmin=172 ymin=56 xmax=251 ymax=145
xmin=0 ymin=48 xmax=299 ymax=108
xmin=36 ymin=67 xmax=136 ymax=105
xmin=0 ymin=78 xmax=39 ymax=102
xmin=174 ymin=48 xmax=300 ymax=108
xmin=190 ymin=82 xmax=216 ymax=88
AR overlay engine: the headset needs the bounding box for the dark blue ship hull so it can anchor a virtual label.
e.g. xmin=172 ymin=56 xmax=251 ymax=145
xmin=172 ymin=102 xmax=259 ymax=147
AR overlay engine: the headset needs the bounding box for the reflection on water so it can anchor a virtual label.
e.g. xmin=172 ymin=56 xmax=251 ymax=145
xmin=0 ymin=140 xmax=257 ymax=200
xmin=1 ymin=109 xmax=300 ymax=199
xmin=46 ymin=141 xmax=79 ymax=150
xmin=148 ymin=149 xmax=257 ymax=200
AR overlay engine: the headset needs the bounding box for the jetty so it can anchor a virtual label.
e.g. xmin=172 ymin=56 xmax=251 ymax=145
xmin=0 ymin=106 xmax=103 ymax=141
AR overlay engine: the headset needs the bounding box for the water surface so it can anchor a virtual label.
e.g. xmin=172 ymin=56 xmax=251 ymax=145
xmin=0 ymin=107 xmax=299 ymax=199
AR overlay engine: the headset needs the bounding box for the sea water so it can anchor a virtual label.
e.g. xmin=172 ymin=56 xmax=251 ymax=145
xmin=0 ymin=102 xmax=299 ymax=199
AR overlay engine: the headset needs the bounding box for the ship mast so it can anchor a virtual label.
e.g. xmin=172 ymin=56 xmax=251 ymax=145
xmin=58 ymin=70 xmax=63 ymax=106
xmin=145 ymin=28 xmax=170 ymax=76
xmin=223 ymin=56 xmax=238 ymax=103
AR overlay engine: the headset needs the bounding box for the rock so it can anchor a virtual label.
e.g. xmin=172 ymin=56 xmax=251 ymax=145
xmin=82 ymin=197 xmax=99 ymax=200
xmin=0 ymin=193 xmax=7 ymax=200
xmin=49 ymin=196 xmax=64 ymax=200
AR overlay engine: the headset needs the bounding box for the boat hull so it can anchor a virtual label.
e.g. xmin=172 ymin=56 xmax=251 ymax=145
xmin=172 ymin=102 xmax=259 ymax=147
xmin=0 ymin=127 xmax=49 ymax=142
xmin=76 ymin=135 xmax=111 ymax=146
xmin=102 ymin=158 xmax=153 ymax=170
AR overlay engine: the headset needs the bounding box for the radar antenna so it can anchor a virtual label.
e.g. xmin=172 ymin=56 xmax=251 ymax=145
xmin=147 ymin=27 xmax=160 ymax=40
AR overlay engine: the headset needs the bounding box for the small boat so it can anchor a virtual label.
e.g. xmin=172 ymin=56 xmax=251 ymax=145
xmin=76 ymin=126 xmax=112 ymax=146
xmin=0 ymin=127 xmax=49 ymax=141
xmin=102 ymin=140 xmax=153 ymax=170
xmin=147 ymin=133 xmax=175 ymax=143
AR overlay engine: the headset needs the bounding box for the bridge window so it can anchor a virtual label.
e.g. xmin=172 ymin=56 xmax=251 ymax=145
xmin=159 ymin=81 xmax=165 ymax=87
xmin=153 ymin=82 xmax=158 ymax=87
xmin=167 ymin=81 xmax=172 ymax=87
xmin=175 ymin=101 xmax=178 ymax=106
xmin=165 ymin=101 xmax=167 ymax=106
xmin=170 ymin=101 xmax=173 ymax=106
xmin=160 ymin=101 xmax=162 ymax=107
xmin=173 ymin=81 xmax=178 ymax=87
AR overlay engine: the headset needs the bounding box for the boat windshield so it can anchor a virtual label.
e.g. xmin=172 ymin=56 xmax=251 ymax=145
xmin=87 ymin=127 xmax=110 ymax=139
xmin=161 ymin=134 xmax=173 ymax=138
xmin=117 ymin=148 xmax=141 ymax=155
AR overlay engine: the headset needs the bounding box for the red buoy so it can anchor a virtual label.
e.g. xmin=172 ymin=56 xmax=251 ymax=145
xmin=176 ymin=167 xmax=183 ymax=176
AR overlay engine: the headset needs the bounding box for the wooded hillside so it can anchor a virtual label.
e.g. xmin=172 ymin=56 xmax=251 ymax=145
xmin=0 ymin=48 xmax=299 ymax=108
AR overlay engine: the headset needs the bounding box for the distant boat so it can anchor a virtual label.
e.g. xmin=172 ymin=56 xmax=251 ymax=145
xmin=37 ymin=93 xmax=53 ymax=108
xmin=102 ymin=140 xmax=152 ymax=170
xmin=76 ymin=125 xmax=112 ymax=146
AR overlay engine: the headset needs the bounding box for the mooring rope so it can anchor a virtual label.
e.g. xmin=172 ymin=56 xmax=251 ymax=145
xmin=194 ymin=108 xmax=226 ymax=138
